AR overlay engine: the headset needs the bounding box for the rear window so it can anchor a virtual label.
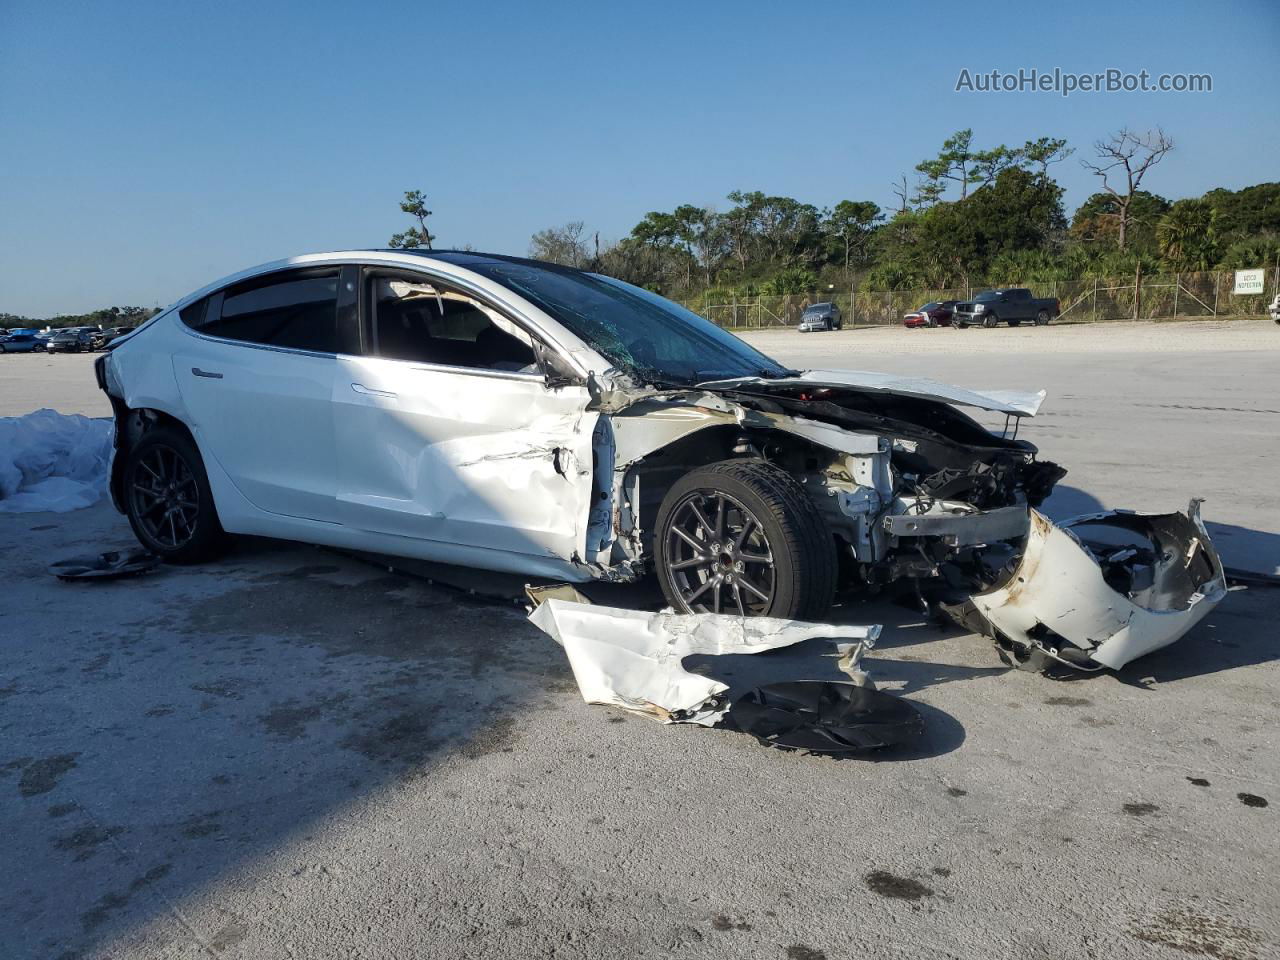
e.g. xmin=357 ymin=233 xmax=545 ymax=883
xmin=181 ymin=269 xmax=339 ymax=353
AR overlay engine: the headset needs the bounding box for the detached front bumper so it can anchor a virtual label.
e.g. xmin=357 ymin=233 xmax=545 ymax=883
xmin=949 ymin=501 xmax=1227 ymax=671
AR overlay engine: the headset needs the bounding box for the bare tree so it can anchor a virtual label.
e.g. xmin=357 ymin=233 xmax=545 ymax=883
xmin=891 ymin=176 xmax=912 ymax=215
xmin=529 ymin=221 xmax=589 ymax=267
xmin=1080 ymin=128 xmax=1174 ymax=250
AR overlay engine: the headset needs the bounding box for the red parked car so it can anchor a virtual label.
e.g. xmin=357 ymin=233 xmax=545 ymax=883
xmin=903 ymin=300 xmax=958 ymax=328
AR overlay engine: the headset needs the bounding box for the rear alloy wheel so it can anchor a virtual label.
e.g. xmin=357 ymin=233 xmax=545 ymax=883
xmin=1035 ymin=309 xmax=1051 ymax=326
xmin=124 ymin=426 xmax=225 ymax=563
xmin=655 ymin=460 xmax=836 ymax=620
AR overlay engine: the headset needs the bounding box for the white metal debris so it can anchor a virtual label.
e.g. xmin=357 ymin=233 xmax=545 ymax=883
xmin=967 ymin=501 xmax=1227 ymax=670
xmin=527 ymin=597 xmax=880 ymax=724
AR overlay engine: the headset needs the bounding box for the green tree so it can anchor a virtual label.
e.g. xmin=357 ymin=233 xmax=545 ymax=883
xmin=389 ymin=190 xmax=435 ymax=249
xmin=916 ymin=129 xmax=976 ymax=201
xmin=968 ymin=145 xmax=1023 ymax=191
xmin=1071 ymin=190 xmax=1170 ymax=251
xmin=760 ymin=267 xmax=818 ymax=295
xmin=1200 ymin=183 xmax=1280 ymax=239
xmin=1157 ymin=199 xmax=1218 ymax=270
xmin=1019 ymin=137 xmax=1073 ymax=177
xmin=823 ymin=200 xmax=882 ymax=275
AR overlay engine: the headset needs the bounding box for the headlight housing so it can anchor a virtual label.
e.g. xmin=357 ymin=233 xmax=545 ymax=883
xmin=974 ymin=303 xmax=986 ymax=312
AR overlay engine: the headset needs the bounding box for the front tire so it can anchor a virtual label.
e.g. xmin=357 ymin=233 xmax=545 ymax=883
xmin=124 ymin=425 xmax=225 ymax=563
xmin=654 ymin=460 xmax=837 ymax=620
xmin=984 ymin=313 xmax=999 ymax=328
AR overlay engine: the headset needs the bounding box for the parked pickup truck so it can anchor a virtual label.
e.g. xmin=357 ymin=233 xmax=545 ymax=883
xmin=953 ymin=288 xmax=1059 ymax=328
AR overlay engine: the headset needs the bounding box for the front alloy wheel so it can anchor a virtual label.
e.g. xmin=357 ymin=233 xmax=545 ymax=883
xmin=663 ymin=490 xmax=777 ymax=616
xmin=654 ymin=460 xmax=837 ymax=620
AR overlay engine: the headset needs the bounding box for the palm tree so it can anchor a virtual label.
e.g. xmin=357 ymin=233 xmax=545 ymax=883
xmin=1157 ymin=200 xmax=1217 ymax=270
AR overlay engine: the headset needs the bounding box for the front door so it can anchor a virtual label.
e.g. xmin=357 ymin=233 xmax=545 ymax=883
xmin=331 ymin=269 xmax=598 ymax=563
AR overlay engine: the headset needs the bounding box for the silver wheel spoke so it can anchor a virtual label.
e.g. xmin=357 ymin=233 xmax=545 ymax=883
xmin=671 ymin=526 xmax=705 ymax=552
xmin=670 ymin=555 xmax=712 ymax=571
xmin=685 ymin=577 xmax=715 ymax=604
xmin=738 ymin=550 xmax=773 ymax=565
xmin=738 ymin=577 xmax=770 ymax=602
xmin=732 ymin=518 xmax=754 ymax=552
xmin=687 ymin=501 xmax=715 ymax=539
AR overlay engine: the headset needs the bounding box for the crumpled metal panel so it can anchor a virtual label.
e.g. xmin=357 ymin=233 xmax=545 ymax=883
xmin=697 ymin=368 xmax=1047 ymax=417
xmin=967 ymin=501 xmax=1227 ymax=670
xmin=528 ymin=598 xmax=880 ymax=724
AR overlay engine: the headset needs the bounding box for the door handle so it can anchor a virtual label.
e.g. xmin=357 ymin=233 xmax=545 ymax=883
xmin=351 ymin=382 xmax=397 ymax=399
xmin=191 ymin=367 xmax=223 ymax=379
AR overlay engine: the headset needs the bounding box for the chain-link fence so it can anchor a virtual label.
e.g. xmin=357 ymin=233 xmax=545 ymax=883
xmin=683 ymin=268 xmax=1279 ymax=329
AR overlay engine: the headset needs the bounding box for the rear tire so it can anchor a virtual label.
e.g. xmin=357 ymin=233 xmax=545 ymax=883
xmin=1035 ymin=309 xmax=1051 ymax=326
xmin=124 ymin=425 xmax=225 ymax=564
xmin=655 ymin=459 xmax=836 ymax=620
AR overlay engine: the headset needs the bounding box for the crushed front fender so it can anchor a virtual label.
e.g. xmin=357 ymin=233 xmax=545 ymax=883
xmin=951 ymin=500 xmax=1227 ymax=671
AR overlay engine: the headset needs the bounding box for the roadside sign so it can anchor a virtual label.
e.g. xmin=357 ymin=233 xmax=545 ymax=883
xmin=1233 ymin=268 xmax=1265 ymax=295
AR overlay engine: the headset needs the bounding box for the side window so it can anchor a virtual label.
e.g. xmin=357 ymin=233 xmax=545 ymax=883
xmin=181 ymin=269 xmax=339 ymax=353
xmin=365 ymin=272 xmax=539 ymax=374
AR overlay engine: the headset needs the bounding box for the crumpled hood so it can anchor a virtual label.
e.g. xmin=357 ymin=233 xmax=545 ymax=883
xmin=698 ymin=368 xmax=1047 ymax=418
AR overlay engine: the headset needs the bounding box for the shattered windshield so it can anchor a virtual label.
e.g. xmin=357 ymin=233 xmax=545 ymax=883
xmin=457 ymin=261 xmax=791 ymax=386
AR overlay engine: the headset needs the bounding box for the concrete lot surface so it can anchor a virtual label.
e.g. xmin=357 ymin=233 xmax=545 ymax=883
xmin=2 ymin=319 xmax=1278 ymax=959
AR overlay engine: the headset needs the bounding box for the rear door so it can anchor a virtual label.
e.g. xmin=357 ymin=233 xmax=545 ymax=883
xmin=332 ymin=267 xmax=597 ymax=562
xmin=173 ymin=266 xmax=354 ymax=522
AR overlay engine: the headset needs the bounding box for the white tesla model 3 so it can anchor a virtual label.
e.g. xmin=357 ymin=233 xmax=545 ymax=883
xmin=95 ymin=251 xmax=1223 ymax=670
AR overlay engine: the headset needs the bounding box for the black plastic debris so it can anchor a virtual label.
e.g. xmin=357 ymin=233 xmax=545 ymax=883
xmin=726 ymin=681 xmax=925 ymax=757
xmin=49 ymin=549 xmax=160 ymax=581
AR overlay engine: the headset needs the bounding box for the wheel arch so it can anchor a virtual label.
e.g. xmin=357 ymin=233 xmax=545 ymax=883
xmin=615 ymin=417 xmax=859 ymax=564
xmin=107 ymin=402 xmax=201 ymax=514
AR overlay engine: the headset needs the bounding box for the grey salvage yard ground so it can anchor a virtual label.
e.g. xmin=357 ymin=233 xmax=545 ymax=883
xmin=2 ymin=318 xmax=1278 ymax=960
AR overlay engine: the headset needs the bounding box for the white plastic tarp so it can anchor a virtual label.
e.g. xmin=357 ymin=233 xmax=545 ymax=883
xmin=0 ymin=409 xmax=113 ymax=513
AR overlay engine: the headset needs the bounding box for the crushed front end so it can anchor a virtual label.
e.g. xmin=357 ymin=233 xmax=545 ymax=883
xmin=944 ymin=501 xmax=1227 ymax=671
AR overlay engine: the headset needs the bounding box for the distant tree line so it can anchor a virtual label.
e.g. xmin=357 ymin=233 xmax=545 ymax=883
xmin=1 ymin=305 xmax=159 ymax=329
xmin=519 ymin=127 xmax=1280 ymax=298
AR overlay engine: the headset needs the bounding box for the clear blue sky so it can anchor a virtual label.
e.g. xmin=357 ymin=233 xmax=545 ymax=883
xmin=2 ymin=0 xmax=1277 ymax=316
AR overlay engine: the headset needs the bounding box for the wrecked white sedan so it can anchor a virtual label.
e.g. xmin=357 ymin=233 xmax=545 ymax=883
xmin=96 ymin=251 xmax=1224 ymax=668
